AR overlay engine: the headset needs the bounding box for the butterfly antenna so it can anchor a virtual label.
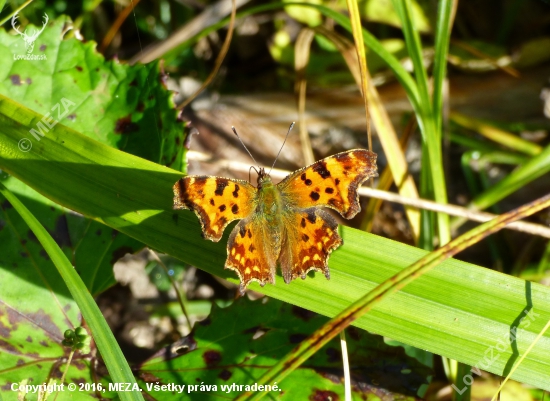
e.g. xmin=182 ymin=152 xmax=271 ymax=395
xmin=269 ymin=122 xmax=295 ymax=174
xmin=232 ymin=126 xmax=258 ymax=167
xmin=248 ymin=165 xmax=260 ymax=183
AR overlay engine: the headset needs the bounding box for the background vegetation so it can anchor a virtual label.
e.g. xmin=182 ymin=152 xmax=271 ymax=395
xmin=0 ymin=0 xmax=550 ymax=400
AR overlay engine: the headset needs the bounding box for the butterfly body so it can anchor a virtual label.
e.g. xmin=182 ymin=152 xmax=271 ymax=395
xmin=256 ymin=174 xmax=283 ymax=226
xmin=174 ymin=149 xmax=378 ymax=293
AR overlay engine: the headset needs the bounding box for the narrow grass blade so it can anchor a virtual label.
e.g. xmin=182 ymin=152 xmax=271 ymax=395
xmin=432 ymin=0 xmax=455 ymax=135
xmin=313 ymin=26 xmax=421 ymax=238
xmin=0 ymin=182 xmax=144 ymax=401
xmin=294 ymin=27 xmax=316 ymax=166
xmin=451 ymin=112 xmax=542 ymax=156
xmin=345 ymin=0 xmax=373 ymax=154
xmin=452 ymin=142 xmax=550 ymax=230
xmin=391 ymin=0 xmax=450 ymax=245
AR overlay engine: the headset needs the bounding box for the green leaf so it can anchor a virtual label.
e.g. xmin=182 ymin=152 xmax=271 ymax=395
xmin=0 ymin=175 xmax=144 ymax=400
xmin=0 ymin=14 xmax=189 ymax=296
xmin=0 ymin=205 xmax=98 ymax=400
xmin=363 ymin=0 xmax=432 ymax=32
xmin=0 ymin=15 xmax=186 ymax=170
xmin=1 ymin=96 xmax=549 ymax=391
xmin=0 ymin=181 xmax=142 ymax=401
xmin=0 ymin=16 xmax=187 ymax=399
xmin=140 ymin=297 xmax=431 ymax=399
xmin=283 ymin=0 xmax=322 ymax=27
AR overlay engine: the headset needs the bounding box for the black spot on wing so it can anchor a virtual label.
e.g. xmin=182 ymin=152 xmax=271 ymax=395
xmin=310 ymin=191 xmax=320 ymax=201
xmin=215 ymin=178 xmax=229 ymax=196
xmin=232 ymin=184 xmax=240 ymax=198
xmin=301 ymin=218 xmax=306 ymax=228
xmin=302 ymin=234 xmax=309 ymax=242
xmin=335 ymin=178 xmax=340 ymax=185
xmin=249 ymin=244 xmax=256 ymax=252
xmin=219 ymin=205 xmax=226 ymax=212
xmin=232 ymin=204 xmax=239 ymax=214
xmin=210 ymin=199 xmax=215 ymax=206
xmin=301 ymin=173 xmax=312 ymax=185
xmin=312 ymin=161 xmax=331 ymax=179
xmin=247 ymin=229 xmax=252 ymax=238
xmin=325 ymin=187 xmax=334 ymax=194
xmin=240 ymin=224 xmax=247 ymax=238
xmin=306 ymin=210 xmax=316 ymax=224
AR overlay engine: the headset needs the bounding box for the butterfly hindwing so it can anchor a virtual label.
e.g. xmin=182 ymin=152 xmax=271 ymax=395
xmin=277 ymin=149 xmax=377 ymax=219
xmin=279 ymin=208 xmax=342 ymax=284
xmin=173 ymin=176 xmax=256 ymax=241
xmin=226 ymin=215 xmax=280 ymax=291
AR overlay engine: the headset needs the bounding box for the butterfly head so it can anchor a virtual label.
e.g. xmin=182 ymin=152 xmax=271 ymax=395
xmin=256 ymin=167 xmax=272 ymax=189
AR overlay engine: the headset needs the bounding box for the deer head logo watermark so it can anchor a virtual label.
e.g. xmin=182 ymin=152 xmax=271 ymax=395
xmin=11 ymin=12 xmax=49 ymax=54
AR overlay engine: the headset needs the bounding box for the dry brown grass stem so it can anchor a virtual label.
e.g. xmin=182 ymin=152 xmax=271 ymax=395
xmin=99 ymin=0 xmax=141 ymax=53
xmin=294 ymin=28 xmax=316 ymax=166
xmin=177 ymin=0 xmax=237 ymax=110
xmin=187 ymin=150 xmax=550 ymax=239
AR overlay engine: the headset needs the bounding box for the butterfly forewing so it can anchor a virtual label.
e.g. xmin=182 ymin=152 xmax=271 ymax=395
xmin=173 ymin=176 xmax=256 ymax=241
xmin=277 ymin=149 xmax=377 ymax=219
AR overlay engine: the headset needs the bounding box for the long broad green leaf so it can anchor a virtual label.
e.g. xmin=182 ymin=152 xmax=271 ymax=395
xmin=241 ymin=193 xmax=550 ymax=400
xmin=1 ymin=96 xmax=549 ymax=390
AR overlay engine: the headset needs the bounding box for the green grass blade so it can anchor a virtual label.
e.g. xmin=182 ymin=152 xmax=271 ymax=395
xmin=451 ymin=112 xmax=542 ymax=156
xmin=391 ymin=0 xmax=450 ymax=245
xmin=452 ymin=142 xmax=550 ymax=230
xmin=391 ymin=0 xmax=431 ymax=111
xmin=1 ymin=95 xmax=550 ymax=390
xmin=0 ymin=182 xmax=143 ymax=401
xmin=432 ymin=0 xmax=454 ymax=135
